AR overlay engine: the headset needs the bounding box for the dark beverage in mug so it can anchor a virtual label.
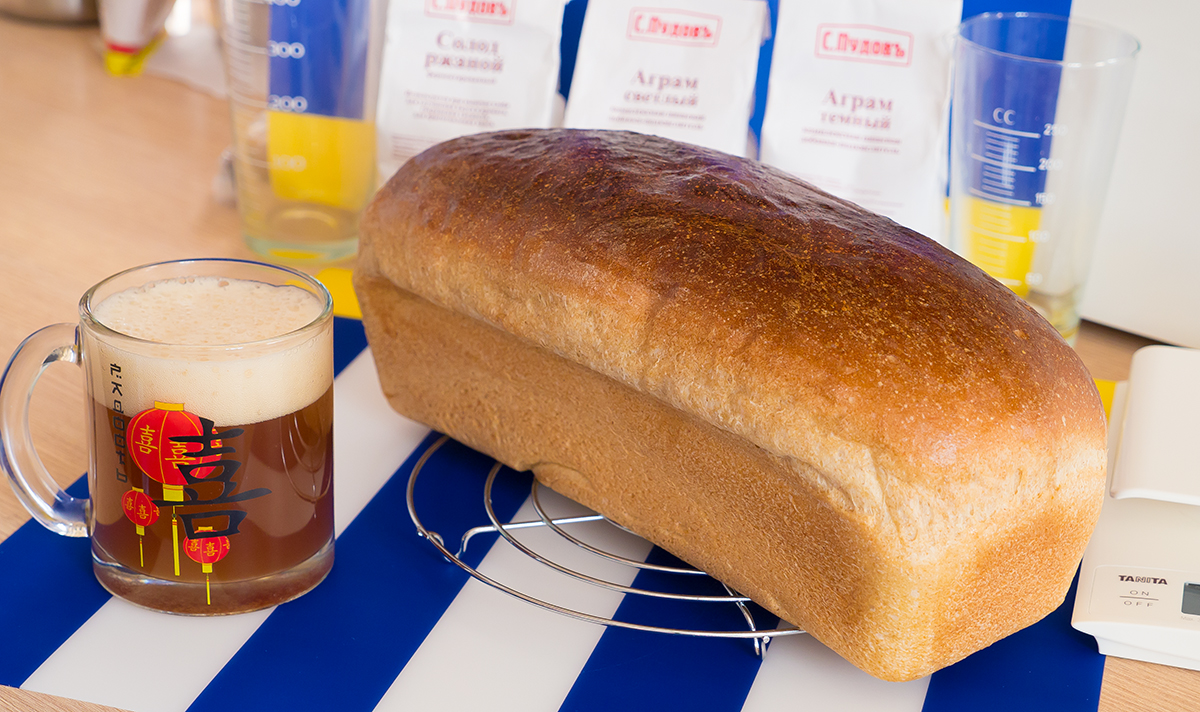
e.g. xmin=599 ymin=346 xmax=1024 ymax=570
xmin=82 ymin=275 xmax=334 ymax=614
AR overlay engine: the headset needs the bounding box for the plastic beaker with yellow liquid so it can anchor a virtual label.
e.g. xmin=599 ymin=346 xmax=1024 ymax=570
xmin=949 ymin=13 xmax=1138 ymax=342
xmin=221 ymin=0 xmax=384 ymax=265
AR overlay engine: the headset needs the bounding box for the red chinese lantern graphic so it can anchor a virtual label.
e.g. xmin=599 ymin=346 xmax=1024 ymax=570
xmin=121 ymin=488 xmax=159 ymax=568
xmin=121 ymin=488 xmax=160 ymax=530
xmin=185 ymin=528 xmax=231 ymax=606
xmin=127 ymin=401 xmax=222 ymax=503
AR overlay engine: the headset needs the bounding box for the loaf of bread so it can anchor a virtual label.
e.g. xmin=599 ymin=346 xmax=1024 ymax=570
xmin=353 ymin=129 xmax=1107 ymax=681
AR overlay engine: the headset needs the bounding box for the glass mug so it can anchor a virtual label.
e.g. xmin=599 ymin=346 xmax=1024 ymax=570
xmin=0 ymin=259 xmax=335 ymax=615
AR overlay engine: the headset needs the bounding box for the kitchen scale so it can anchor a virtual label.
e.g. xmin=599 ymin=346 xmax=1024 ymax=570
xmin=1072 ymin=345 xmax=1200 ymax=671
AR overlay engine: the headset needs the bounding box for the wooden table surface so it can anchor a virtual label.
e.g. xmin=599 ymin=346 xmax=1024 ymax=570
xmin=0 ymin=12 xmax=1196 ymax=712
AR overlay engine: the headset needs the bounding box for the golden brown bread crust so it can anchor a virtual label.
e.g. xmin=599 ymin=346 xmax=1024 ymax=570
xmin=354 ymin=129 xmax=1108 ymax=680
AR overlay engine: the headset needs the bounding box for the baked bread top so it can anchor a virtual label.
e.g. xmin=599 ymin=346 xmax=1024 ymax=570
xmin=361 ymin=128 xmax=1107 ymax=559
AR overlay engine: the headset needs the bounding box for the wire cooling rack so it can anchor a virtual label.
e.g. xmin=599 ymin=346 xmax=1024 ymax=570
xmin=405 ymin=435 xmax=804 ymax=656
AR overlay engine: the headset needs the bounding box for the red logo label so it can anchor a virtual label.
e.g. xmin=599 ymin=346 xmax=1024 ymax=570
xmin=425 ymin=0 xmax=514 ymax=25
xmin=627 ymin=8 xmax=721 ymax=47
xmin=815 ymin=24 xmax=913 ymax=66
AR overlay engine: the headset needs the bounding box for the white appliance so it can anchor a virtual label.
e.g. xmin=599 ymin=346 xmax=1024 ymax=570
xmin=1072 ymin=346 xmax=1200 ymax=670
xmin=1073 ymin=0 xmax=1200 ymax=347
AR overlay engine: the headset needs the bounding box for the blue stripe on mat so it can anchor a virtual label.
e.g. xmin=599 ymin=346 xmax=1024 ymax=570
xmin=0 ymin=476 xmax=106 ymax=688
xmin=558 ymin=547 xmax=777 ymax=712
xmin=187 ymin=435 xmax=532 ymax=712
xmin=0 ymin=318 xmax=369 ymax=688
xmin=333 ymin=316 xmax=370 ymax=376
xmin=922 ymin=574 xmax=1104 ymax=712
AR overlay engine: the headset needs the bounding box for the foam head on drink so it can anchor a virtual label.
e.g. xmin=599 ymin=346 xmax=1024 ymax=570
xmin=83 ymin=276 xmax=334 ymax=614
xmin=88 ymin=276 xmax=331 ymax=426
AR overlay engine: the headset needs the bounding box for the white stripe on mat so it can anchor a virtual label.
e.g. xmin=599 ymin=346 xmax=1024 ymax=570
xmin=374 ymin=489 xmax=655 ymax=712
xmin=740 ymin=632 xmax=930 ymax=712
xmin=21 ymin=349 xmax=428 ymax=712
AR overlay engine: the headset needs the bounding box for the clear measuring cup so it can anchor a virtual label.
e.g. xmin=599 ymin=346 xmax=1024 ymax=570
xmin=220 ymin=0 xmax=385 ymax=265
xmin=948 ymin=13 xmax=1139 ymax=342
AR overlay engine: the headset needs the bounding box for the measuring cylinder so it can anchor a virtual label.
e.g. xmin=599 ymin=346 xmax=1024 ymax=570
xmin=222 ymin=0 xmax=383 ymax=264
xmin=948 ymin=13 xmax=1138 ymax=341
xmin=267 ymin=0 xmax=375 ymax=210
xmin=951 ymin=15 xmax=1066 ymax=298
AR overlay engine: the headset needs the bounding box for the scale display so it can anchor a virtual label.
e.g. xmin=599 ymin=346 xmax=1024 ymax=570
xmin=1183 ymin=583 xmax=1200 ymax=617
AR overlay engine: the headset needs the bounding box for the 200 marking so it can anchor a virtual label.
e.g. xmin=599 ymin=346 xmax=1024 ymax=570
xmin=268 ymin=41 xmax=306 ymax=59
xmin=268 ymin=95 xmax=308 ymax=112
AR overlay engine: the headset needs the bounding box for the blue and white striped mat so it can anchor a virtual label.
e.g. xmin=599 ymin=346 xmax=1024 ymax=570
xmin=0 ymin=318 xmax=1104 ymax=711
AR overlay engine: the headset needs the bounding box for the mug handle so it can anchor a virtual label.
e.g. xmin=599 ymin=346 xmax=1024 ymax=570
xmin=0 ymin=324 xmax=89 ymax=537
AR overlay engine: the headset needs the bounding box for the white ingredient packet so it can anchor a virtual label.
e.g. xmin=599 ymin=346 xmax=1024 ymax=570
xmin=374 ymin=0 xmax=567 ymax=183
xmin=759 ymin=0 xmax=961 ymax=242
xmin=563 ymin=0 xmax=769 ymax=158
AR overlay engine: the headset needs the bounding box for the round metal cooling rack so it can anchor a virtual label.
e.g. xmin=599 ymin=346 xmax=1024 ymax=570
xmin=406 ymin=435 xmax=804 ymax=656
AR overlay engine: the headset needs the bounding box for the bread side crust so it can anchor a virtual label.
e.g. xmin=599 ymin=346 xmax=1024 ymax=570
xmin=360 ymin=130 xmax=1108 ymax=558
xmin=355 ymin=271 xmax=1101 ymax=681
